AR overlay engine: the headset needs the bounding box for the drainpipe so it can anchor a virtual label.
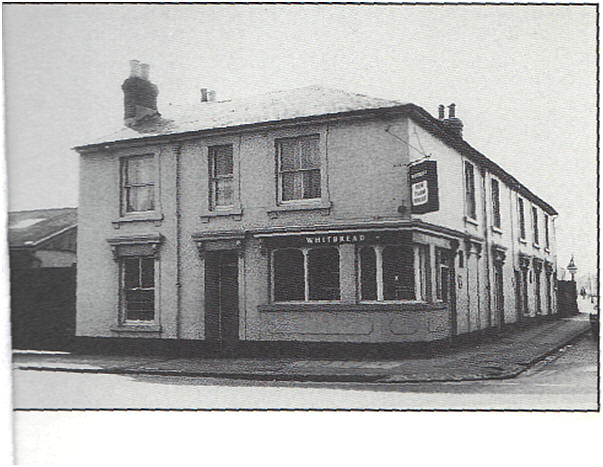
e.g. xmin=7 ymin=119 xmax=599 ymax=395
xmin=480 ymin=167 xmax=493 ymax=330
xmin=175 ymin=142 xmax=182 ymax=339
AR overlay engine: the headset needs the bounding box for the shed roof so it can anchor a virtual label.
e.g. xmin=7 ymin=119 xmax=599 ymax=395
xmin=8 ymin=208 xmax=77 ymax=248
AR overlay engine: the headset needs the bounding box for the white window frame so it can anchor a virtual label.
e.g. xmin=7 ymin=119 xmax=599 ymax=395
xmin=208 ymin=144 xmax=235 ymax=211
xmin=276 ymin=134 xmax=322 ymax=205
xmin=120 ymin=255 xmax=160 ymax=325
xmin=271 ymin=246 xmax=341 ymax=304
xmin=358 ymin=244 xmax=427 ymax=303
xmin=518 ymin=196 xmax=527 ymax=242
xmin=491 ymin=177 xmax=501 ymax=230
xmin=120 ymin=154 xmax=158 ymax=216
xmin=532 ymin=205 xmax=540 ymax=247
xmin=464 ymin=161 xmax=477 ymax=221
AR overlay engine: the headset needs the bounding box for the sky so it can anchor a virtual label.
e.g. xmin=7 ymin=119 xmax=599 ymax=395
xmin=2 ymin=4 xmax=598 ymax=274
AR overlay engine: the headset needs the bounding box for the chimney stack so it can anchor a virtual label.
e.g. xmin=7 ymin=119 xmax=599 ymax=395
xmin=442 ymin=102 xmax=463 ymax=138
xmin=200 ymin=88 xmax=216 ymax=103
xmin=438 ymin=104 xmax=445 ymax=120
xmin=122 ymin=60 xmax=160 ymax=128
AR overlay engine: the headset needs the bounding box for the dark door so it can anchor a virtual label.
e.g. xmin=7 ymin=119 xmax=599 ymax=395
xmin=514 ymin=270 xmax=522 ymax=321
xmin=493 ymin=263 xmax=504 ymax=330
xmin=205 ymin=250 xmax=239 ymax=349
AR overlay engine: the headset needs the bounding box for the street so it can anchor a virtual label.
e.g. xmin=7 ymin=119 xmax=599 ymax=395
xmin=13 ymin=333 xmax=598 ymax=411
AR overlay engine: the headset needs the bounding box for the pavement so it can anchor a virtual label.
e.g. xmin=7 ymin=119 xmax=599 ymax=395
xmin=12 ymin=315 xmax=593 ymax=384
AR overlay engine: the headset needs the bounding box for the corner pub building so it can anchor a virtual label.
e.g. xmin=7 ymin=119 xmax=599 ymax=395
xmin=73 ymin=61 xmax=559 ymax=353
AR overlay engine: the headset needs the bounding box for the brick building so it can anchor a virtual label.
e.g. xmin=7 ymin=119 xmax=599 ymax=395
xmin=73 ymin=61 xmax=558 ymax=349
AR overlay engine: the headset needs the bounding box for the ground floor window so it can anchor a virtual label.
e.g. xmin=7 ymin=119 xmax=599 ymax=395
xmin=272 ymin=247 xmax=340 ymax=302
xmin=122 ymin=256 xmax=155 ymax=322
xmin=359 ymin=244 xmax=426 ymax=301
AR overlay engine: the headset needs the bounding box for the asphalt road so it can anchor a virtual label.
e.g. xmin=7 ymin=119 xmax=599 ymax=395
xmin=12 ymin=333 xmax=598 ymax=411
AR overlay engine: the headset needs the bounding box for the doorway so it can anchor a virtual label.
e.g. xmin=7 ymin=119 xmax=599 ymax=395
xmin=493 ymin=263 xmax=504 ymax=330
xmin=205 ymin=250 xmax=239 ymax=349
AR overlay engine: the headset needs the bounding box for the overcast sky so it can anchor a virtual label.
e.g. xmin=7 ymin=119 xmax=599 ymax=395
xmin=2 ymin=4 xmax=597 ymax=274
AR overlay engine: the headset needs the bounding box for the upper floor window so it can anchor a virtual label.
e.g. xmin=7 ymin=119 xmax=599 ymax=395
xmin=209 ymin=145 xmax=234 ymax=210
xmin=121 ymin=155 xmax=155 ymax=214
xmin=544 ymin=214 xmax=550 ymax=249
xmin=122 ymin=256 xmax=155 ymax=322
xmin=465 ymin=162 xmax=476 ymax=220
xmin=491 ymin=178 xmax=501 ymax=229
xmin=276 ymin=135 xmax=321 ymax=203
xmin=518 ymin=197 xmax=526 ymax=240
xmin=359 ymin=244 xmax=426 ymax=302
xmin=272 ymin=247 xmax=340 ymax=302
xmin=532 ymin=206 xmax=539 ymax=245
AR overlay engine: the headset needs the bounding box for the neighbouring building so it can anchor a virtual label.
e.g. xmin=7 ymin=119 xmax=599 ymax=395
xmin=72 ymin=60 xmax=558 ymax=349
xmin=8 ymin=207 xmax=77 ymax=349
xmin=8 ymin=207 xmax=77 ymax=269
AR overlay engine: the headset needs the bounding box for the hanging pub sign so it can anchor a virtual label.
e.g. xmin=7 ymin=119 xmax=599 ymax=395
xmin=409 ymin=159 xmax=439 ymax=214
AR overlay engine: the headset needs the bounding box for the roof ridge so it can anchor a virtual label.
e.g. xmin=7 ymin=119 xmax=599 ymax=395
xmin=9 ymin=207 xmax=77 ymax=215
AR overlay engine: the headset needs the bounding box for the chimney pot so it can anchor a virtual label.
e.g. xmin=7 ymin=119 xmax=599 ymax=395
xmin=200 ymin=88 xmax=208 ymax=102
xmin=438 ymin=104 xmax=445 ymax=120
xmin=448 ymin=103 xmax=456 ymax=119
xmin=129 ymin=60 xmax=141 ymax=78
xmin=140 ymin=63 xmax=150 ymax=81
xmin=208 ymin=90 xmax=216 ymax=102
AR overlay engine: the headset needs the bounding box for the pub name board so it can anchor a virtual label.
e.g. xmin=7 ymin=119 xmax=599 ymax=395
xmin=409 ymin=159 xmax=439 ymax=214
xmin=265 ymin=230 xmax=413 ymax=248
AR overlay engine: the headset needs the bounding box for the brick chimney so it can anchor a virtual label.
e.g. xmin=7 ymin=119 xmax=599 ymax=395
xmin=122 ymin=60 xmax=160 ymax=127
xmin=442 ymin=103 xmax=463 ymax=138
xmin=200 ymin=88 xmax=217 ymax=103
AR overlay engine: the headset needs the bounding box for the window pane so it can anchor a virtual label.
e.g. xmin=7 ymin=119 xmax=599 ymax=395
xmin=300 ymin=137 xmax=320 ymax=169
xmin=519 ymin=199 xmax=526 ymax=238
xmin=215 ymin=178 xmax=234 ymax=206
xmin=213 ymin=146 xmax=233 ymax=176
xmin=360 ymin=247 xmax=377 ymax=300
xmin=123 ymin=258 xmax=140 ymax=289
xmin=282 ymin=172 xmax=302 ymax=201
xmin=273 ymin=249 xmax=305 ymax=301
xmin=302 ymin=170 xmax=321 ymax=199
xmin=382 ymin=245 xmax=415 ymax=300
xmin=465 ymin=163 xmax=476 ymax=218
xmin=125 ymin=289 xmax=154 ymax=321
xmin=279 ymin=140 xmax=299 ymax=170
xmin=127 ymin=186 xmax=154 ymax=212
xmin=308 ymin=248 xmax=340 ymax=300
xmin=492 ymin=179 xmax=501 ymax=228
xmin=141 ymin=258 xmax=155 ymax=288
xmin=126 ymin=157 xmax=154 ymax=184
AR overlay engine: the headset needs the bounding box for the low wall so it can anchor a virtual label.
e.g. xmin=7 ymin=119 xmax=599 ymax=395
xmin=257 ymin=303 xmax=449 ymax=343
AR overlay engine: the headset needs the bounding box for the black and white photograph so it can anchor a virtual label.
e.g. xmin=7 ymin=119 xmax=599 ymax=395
xmin=1 ymin=1 xmax=600 ymax=463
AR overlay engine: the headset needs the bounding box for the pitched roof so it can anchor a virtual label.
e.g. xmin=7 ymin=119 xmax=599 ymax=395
xmin=74 ymin=85 xmax=557 ymax=215
xmin=8 ymin=208 xmax=77 ymax=248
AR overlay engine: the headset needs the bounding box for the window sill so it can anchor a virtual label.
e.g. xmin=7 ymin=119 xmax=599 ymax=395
xmin=110 ymin=324 xmax=161 ymax=333
xmin=491 ymin=226 xmax=503 ymax=235
xmin=519 ymin=238 xmax=527 ymax=244
xmin=464 ymin=216 xmax=479 ymax=226
xmin=544 ymin=247 xmax=551 ymax=254
xmin=533 ymin=243 xmax=541 ymax=249
xmin=259 ymin=302 xmax=447 ymax=312
xmin=112 ymin=212 xmax=163 ymax=229
xmin=267 ymin=200 xmax=331 ymax=218
xmin=200 ymin=207 xmax=242 ymax=223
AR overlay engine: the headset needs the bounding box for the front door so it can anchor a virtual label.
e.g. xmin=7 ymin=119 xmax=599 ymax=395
xmin=205 ymin=250 xmax=239 ymax=349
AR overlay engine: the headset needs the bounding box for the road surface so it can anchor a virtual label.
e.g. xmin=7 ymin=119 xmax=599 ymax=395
xmin=13 ymin=333 xmax=598 ymax=411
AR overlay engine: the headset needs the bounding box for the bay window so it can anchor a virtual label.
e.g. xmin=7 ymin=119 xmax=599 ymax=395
xmin=272 ymin=247 xmax=340 ymax=302
xmin=359 ymin=244 xmax=426 ymax=302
